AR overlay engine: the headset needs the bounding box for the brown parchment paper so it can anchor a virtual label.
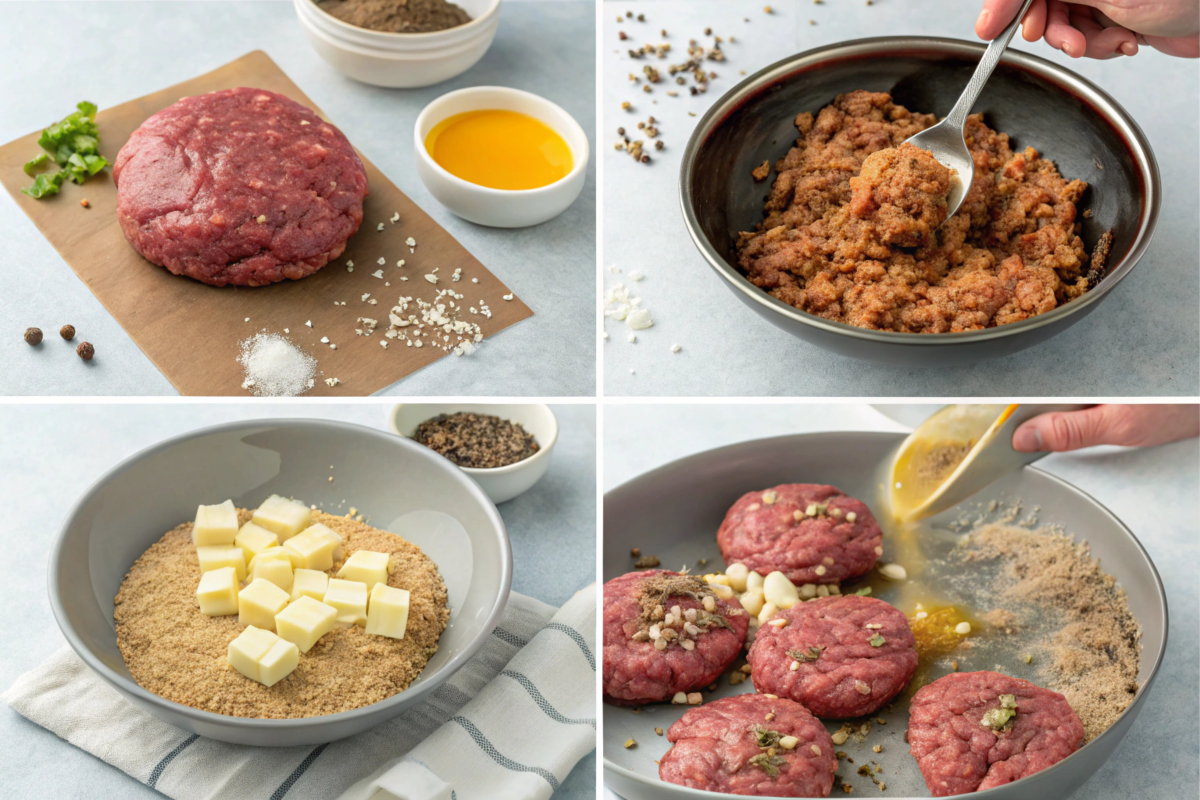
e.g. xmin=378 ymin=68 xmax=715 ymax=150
xmin=0 ymin=51 xmax=533 ymax=396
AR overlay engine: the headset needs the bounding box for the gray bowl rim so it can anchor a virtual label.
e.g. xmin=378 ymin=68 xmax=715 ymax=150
xmin=601 ymin=430 xmax=1169 ymax=799
xmin=679 ymin=36 xmax=1162 ymax=348
xmin=47 ymin=417 xmax=513 ymax=733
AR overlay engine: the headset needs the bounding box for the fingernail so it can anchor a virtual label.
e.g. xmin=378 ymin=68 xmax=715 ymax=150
xmin=1013 ymin=426 xmax=1044 ymax=452
xmin=1120 ymin=42 xmax=1136 ymax=56
xmin=977 ymin=9 xmax=990 ymax=29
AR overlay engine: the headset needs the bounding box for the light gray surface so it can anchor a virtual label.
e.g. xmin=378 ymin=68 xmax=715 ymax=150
xmin=602 ymin=404 xmax=1199 ymax=799
xmin=0 ymin=0 xmax=596 ymax=397
xmin=0 ymin=403 xmax=596 ymax=798
xmin=601 ymin=0 xmax=1200 ymax=396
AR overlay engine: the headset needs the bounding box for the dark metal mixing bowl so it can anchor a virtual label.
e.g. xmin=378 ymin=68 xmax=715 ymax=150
xmin=680 ymin=37 xmax=1160 ymax=366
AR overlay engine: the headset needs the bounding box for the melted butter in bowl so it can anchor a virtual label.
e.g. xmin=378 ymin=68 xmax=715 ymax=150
xmin=425 ymin=110 xmax=573 ymax=191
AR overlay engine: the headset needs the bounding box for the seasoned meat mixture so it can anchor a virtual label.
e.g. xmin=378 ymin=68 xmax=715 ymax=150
xmin=737 ymin=90 xmax=1109 ymax=333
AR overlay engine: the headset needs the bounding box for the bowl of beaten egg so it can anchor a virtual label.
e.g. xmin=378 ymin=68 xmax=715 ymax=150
xmin=48 ymin=418 xmax=511 ymax=746
xmin=415 ymin=86 xmax=589 ymax=227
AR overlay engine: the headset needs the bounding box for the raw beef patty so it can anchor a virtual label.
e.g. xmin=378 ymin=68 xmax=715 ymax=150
xmin=717 ymin=484 xmax=883 ymax=585
xmin=660 ymin=694 xmax=837 ymax=796
xmin=114 ymin=87 xmax=368 ymax=287
xmin=748 ymin=595 xmax=917 ymax=719
xmin=908 ymin=671 xmax=1085 ymax=796
xmin=603 ymin=570 xmax=748 ymax=705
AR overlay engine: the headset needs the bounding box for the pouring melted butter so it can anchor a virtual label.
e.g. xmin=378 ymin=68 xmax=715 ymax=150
xmin=425 ymin=110 xmax=573 ymax=191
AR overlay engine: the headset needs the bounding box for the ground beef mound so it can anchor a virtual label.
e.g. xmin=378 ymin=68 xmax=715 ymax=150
xmin=737 ymin=90 xmax=1104 ymax=333
xmin=748 ymin=595 xmax=917 ymax=719
xmin=661 ymin=694 xmax=837 ymax=797
xmin=603 ymin=569 xmax=749 ymax=705
xmin=717 ymin=484 xmax=882 ymax=585
xmin=908 ymin=671 xmax=1085 ymax=796
xmin=114 ymin=87 xmax=368 ymax=287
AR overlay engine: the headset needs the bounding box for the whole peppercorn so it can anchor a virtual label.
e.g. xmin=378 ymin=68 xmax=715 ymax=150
xmin=24 ymin=327 xmax=43 ymax=345
xmin=76 ymin=341 xmax=95 ymax=361
xmin=60 ymin=324 xmax=76 ymax=340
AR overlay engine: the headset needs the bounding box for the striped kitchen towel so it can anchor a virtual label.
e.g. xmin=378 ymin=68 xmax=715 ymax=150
xmin=2 ymin=587 xmax=596 ymax=800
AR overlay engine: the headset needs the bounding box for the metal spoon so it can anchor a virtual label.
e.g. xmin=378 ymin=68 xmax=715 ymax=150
xmin=904 ymin=0 xmax=1035 ymax=220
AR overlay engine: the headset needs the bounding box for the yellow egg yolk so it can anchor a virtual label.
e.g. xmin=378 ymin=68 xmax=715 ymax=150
xmin=425 ymin=110 xmax=573 ymax=191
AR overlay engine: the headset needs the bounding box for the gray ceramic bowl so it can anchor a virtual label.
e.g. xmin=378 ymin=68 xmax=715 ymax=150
xmin=49 ymin=418 xmax=511 ymax=746
xmin=680 ymin=37 xmax=1160 ymax=366
xmin=603 ymin=431 xmax=1167 ymax=799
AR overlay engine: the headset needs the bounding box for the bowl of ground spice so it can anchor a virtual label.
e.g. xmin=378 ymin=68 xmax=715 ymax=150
xmin=49 ymin=419 xmax=511 ymax=746
xmin=294 ymin=0 xmax=500 ymax=88
xmin=680 ymin=37 xmax=1159 ymax=366
xmin=390 ymin=403 xmax=557 ymax=503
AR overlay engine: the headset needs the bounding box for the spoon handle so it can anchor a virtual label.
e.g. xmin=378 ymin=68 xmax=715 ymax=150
xmin=945 ymin=0 xmax=1036 ymax=130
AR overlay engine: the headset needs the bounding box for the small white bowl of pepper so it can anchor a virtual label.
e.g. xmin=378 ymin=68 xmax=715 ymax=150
xmin=388 ymin=403 xmax=557 ymax=504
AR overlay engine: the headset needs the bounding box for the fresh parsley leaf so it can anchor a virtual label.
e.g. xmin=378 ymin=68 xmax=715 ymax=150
xmin=23 ymin=152 xmax=51 ymax=176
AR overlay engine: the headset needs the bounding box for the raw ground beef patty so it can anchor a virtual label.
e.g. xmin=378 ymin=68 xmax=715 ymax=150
xmin=717 ymin=484 xmax=883 ymax=585
xmin=908 ymin=671 xmax=1085 ymax=796
xmin=748 ymin=595 xmax=917 ymax=719
xmin=737 ymin=90 xmax=1112 ymax=333
xmin=114 ymin=87 xmax=368 ymax=287
xmin=603 ymin=570 xmax=749 ymax=705
xmin=660 ymin=694 xmax=837 ymax=797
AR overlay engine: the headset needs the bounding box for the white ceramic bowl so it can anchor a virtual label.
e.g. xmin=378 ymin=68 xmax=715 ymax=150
xmin=389 ymin=403 xmax=557 ymax=503
xmin=294 ymin=0 xmax=501 ymax=88
xmin=414 ymin=86 xmax=589 ymax=227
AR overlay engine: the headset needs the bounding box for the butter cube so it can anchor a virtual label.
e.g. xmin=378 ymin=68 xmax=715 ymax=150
xmin=228 ymin=626 xmax=299 ymax=687
xmin=238 ymin=578 xmax=290 ymax=630
xmin=193 ymin=500 xmax=239 ymax=547
xmin=251 ymin=495 xmax=312 ymax=542
xmin=196 ymin=545 xmax=247 ymax=581
xmin=248 ymin=548 xmax=294 ymax=592
xmin=336 ymin=550 xmax=390 ymax=592
xmin=282 ymin=527 xmax=337 ymax=572
xmin=275 ymin=596 xmax=337 ymax=653
xmin=305 ymin=523 xmax=344 ymax=561
xmin=366 ymin=584 xmax=411 ymax=640
xmin=196 ymin=566 xmax=239 ymax=616
xmin=324 ymin=578 xmax=368 ymax=627
xmin=235 ymin=521 xmax=279 ymax=563
xmin=291 ymin=569 xmax=330 ymax=602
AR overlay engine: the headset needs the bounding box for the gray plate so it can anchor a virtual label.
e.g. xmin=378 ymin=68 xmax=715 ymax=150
xmin=679 ymin=37 xmax=1160 ymax=366
xmin=603 ymin=432 xmax=1166 ymax=799
xmin=48 ymin=418 xmax=512 ymax=747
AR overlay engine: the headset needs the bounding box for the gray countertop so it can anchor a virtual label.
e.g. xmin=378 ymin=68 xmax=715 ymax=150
xmin=602 ymin=403 xmax=1198 ymax=799
xmin=0 ymin=0 xmax=595 ymax=397
xmin=0 ymin=402 xmax=596 ymax=799
xmin=601 ymin=0 xmax=1199 ymax=396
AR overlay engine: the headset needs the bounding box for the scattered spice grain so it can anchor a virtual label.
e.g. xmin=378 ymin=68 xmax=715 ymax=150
xmin=59 ymin=324 xmax=75 ymax=340
xmin=76 ymin=341 xmax=94 ymax=360
xmin=23 ymin=327 xmax=42 ymax=345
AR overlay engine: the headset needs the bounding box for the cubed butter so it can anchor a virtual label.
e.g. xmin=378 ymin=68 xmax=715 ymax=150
xmin=291 ymin=568 xmax=330 ymax=602
xmin=282 ymin=527 xmax=337 ymax=572
xmin=227 ymin=626 xmax=299 ymax=687
xmin=235 ymin=521 xmax=279 ymax=563
xmin=366 ymin=584 xmax=411 ymax=640
xmin=192 ymin=500 xmax=239 ymax=547
xmin=196 ymin=566 xmax=239 ymax=616
xmin=251 ymin=495 xmax=312 ymax=542
xmin=248 ymin=547 xmax=294 ymax=592
xmin=305 ymin=523 xmax=344 ymax=561
xmin=238 ymin=578 xmax=290 ymax=630
xmin=336 ymin=550 xmax=390 ymax=592
xmin=275 ymin=596 xmax=337 ymax=653
xmin=196 ymin=545 xmax=247 ymax=581
xmin=324 ymin=578 xmax=368 ymax=627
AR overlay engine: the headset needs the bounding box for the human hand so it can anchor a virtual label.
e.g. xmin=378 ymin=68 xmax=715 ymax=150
xmin=976 ymin=0 xmax=1200 ymax=59
xmin=1012 ymin=404 xmax=1200 ymax=452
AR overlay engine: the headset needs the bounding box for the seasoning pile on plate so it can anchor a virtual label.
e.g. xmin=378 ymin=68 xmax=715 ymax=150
xmin=414 ymin=411 xmax=539 ymax=468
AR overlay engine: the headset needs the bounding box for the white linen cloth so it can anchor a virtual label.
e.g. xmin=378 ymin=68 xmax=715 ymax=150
xmin=3 ymin=588 xmax=596 ymax=800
